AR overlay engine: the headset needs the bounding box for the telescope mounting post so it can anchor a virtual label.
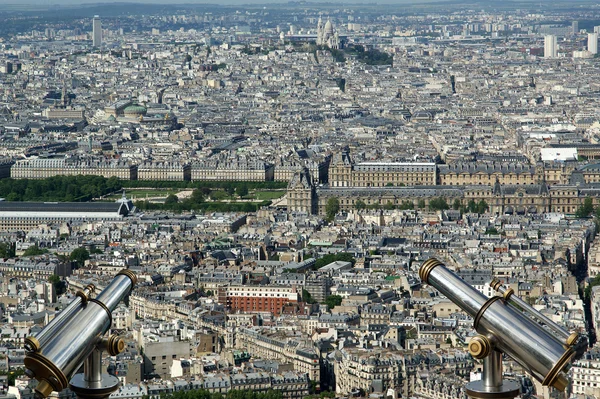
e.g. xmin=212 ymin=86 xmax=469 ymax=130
xmin=466 ymin=336 xmax=520 ymax=399
xmin=69 ymin=335 xmax=125 ymax=399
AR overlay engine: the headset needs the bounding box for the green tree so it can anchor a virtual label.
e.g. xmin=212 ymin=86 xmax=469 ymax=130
xmin=355 ymin=200 xmax=366 ymax=210
xmin=0 ymin=242 xmax=15 ymax=258
xmin=48 ymin=274 xmax=66 ymax=296
xmin=467 ymin=199 xmax=478 ymax=213
xmin=164 ymin=194 xmax=179 ymax=205
xmin=70 ymin=247 xmax=90 ymax=268
xmin=417 ymin=199 xmax=426 ymax=209
xmin=399 ymin=201 xmax=414 ymax=210
xmin=585 ymin=274 xmax=600 ymax=299
xmin=453 ymin=198 xmax=462 ymax=210
xmin=302 ymin=289 xmax=315 ymax=304
xmin=209 ymin=190 xmax=228 ymax=201
xmin=191 ymin=189 xmax=205 ymax=203
xmin=23 ymin=245 xmax=48 ymax=256
xmin=476 ymin=200 xmax=489 ymax=214
xmin=237 ymin=184 xmax=249 ymax=198
xmin=384 ymin=201 xmax=395 ymax=210
xmin=429 ymin=197 xmax=449 ymax=211
xmin=485 ymin=227 xmax=499 ymax=235
xmin=225 ymin=184 xmax=236 ymax=197
xmin=325 ymin=197 xmax=340 ymax=221
xmin=324 ymin=295 xmax=343 ymax=309
xmin=576 ymin=197 xmax=594 ymax=218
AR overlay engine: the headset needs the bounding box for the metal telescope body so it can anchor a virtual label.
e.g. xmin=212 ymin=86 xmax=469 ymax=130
xmin=24 ymin=270 xmax=137 ymax=399
xmin=420 ymin=258 xmax=583 ymax=399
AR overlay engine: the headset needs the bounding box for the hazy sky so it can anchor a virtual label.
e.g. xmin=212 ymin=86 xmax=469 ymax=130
xmin=0 ymin=0 xmax=556 ymax=5
xmin=0 ymin=0 xmax=590 ymax=10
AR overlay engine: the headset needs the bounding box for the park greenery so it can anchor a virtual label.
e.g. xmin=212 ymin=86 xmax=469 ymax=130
xmin=0 ymin=176 xmax=282 ymax=213
xmin=316 ymin=44 xmax=392 ymax=65
xmin=325 ymin=197 xmax=340 ymax=221
xmin=22 ymin=245 xmax=49 ymax=256
xmin=0 ymin=176 xmax=286 ymax=203
xmin=0 ymin=242 xmax=15 ymax=258
xmin=302 ymin=289 xmax=315 ymax=304
xmin=313 ymin=253 xmax=355 ymax=270
xmin=325 ymin=295 xmax=343 ymax=309
xmin=0 ymin=175 xmax=121 ymax=202
xmin=121 ymin=180 xmax=287 ymax=190
xmin=428 ymin=197 xmax=449 ymax=211
xmin=48 ymin=274 xmax=66 ymax=296
xmin=135 ymin=191 xmax=272 ymax=213
xmin=344 ymin=44 xmax=394 ymax=65
xmin=464 ymin=199 xmax=489 ymax=214
xmin=70 ymin=247 xmax=90 ymax=268
xmin=575 ymin=197 xmax=595 ymax=218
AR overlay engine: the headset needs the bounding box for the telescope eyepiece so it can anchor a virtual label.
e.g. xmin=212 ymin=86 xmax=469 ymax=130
xmin=419 ymin=257 xmax=443 ymax=283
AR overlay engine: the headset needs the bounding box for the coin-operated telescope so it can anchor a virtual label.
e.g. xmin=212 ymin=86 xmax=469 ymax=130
xmin=23 ymin=270 xmax=137 ymax=399
xmin=420 ymin=258 xmax=586 ymax=399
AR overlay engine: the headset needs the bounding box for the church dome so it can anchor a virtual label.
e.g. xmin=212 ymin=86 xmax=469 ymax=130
xmin=324 ymin=20 xmax=333 ymax=35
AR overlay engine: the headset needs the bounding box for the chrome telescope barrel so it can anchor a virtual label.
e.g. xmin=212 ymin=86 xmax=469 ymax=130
xmin=24 ymin=284 xmax=96 ymax=352
xmin=24 ymin=270 xmax=137 ymax=398
xmin=420 ymin=258 xmax=573 ymax=391
xmin=490 ymin=279 xmax=577 ymax=346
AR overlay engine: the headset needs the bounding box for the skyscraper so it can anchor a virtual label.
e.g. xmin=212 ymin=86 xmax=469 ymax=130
xmin=589 ymin=32 xmax=598 ymax=55
xmin=92 ymin=15 xmax=102 ymax=47
xmin=572 ymin=20 xmax=579 ymax=35
xmin=544 ymin=35 xmax=557 ymax=58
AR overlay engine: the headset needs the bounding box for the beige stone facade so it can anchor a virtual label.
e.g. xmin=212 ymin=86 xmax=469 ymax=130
xmin=11 ymin=158 xmax=137 ymax=180
xmin=191 ymin=160 xmax=274 ymax=182
xmin=288 ymin=169 xmax=600 ymax=216
xmin=329 ymin=152 xmax=436 ymax=187
xmin=138 ymin=161 xmax=191 ymax=181
xmin=235 ymin=327 xmax=320 ymax=381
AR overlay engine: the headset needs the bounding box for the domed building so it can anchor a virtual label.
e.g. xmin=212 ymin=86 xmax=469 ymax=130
xmin=123 ymin=104 xmax=147 ymax=118
xmin=317 ymin=17 xmax=340 ymax=49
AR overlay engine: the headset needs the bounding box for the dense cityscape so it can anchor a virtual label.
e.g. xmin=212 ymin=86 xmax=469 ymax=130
xmin=3 ymin=1 xmax=600 ymax=399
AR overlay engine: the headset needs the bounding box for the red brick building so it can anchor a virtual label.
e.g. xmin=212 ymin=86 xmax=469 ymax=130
xmin=219 ymin=285 xmax=299 ymax=315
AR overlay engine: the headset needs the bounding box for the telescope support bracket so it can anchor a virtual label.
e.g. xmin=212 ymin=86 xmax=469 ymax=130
xmin=466 ymin=350 xmax=520 ymax=399
xmin=69 ymin=346 xmax=121 ymax=399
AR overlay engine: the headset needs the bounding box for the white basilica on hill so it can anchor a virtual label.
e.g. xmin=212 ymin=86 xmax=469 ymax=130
xmin=316 ymin=17 xmax=341 ymax=49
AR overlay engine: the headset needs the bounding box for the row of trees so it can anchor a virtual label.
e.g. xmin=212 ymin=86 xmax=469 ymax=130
xmin=122 ymin=180 xmax=286 ymax=190
xmin=0 ymin=175 xmax=121 ymax=202
xmin=0 ymin=176 xmax=286 ymax=203
xmin=325 ymin=197 xmax=490 ymax=219
xmin=136 ymin=198 xmax=272 ymax=213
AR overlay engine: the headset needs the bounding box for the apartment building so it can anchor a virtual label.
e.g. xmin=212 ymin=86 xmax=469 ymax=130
xmin=218 ymin=285 xmax=298 ymax=315
xmin=235 ymin=327 xmax=320 ymax=381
